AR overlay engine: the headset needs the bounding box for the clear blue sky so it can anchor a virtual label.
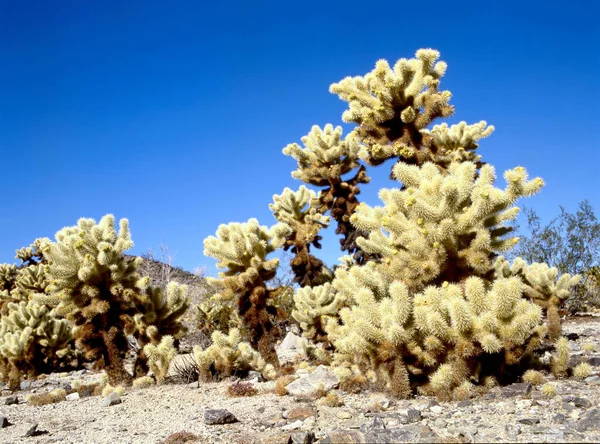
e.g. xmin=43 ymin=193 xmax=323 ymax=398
xmin=1 ymin=0 xmax=599 ymax=277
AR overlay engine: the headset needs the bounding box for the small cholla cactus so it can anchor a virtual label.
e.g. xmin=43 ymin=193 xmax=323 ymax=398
xmin=144 ymin=335 xmax=177 ymax=384
xmin=573 ymin=363 xmax=592 ymax=380
xmin=192 ymin=328 xmax=276 ymax=381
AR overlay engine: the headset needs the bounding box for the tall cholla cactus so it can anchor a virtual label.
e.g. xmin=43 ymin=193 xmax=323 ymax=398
xmin=281 ymin=49 xmax=582 ymax=397
xmin=0 ymin=300 xmax=74 ymax=390
xmin=44 ymin=215 xmax=150 ymax=384
xmin=270 ymin=186 xmax=333 ymax=286
xmin=203 ymin=219 xmax=292 ymax=366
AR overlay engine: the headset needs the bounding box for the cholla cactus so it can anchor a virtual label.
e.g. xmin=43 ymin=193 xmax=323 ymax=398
xmin=44 ymin=215 xmax=150 ymax=384
xmin=0 ymin=300 xmax=73 ymax=390
xmin=350 ymin=161 xmax=542 ymax=292
xmin=494 ymin=257 xmax=581 ymax=340
xmin=270 ymin=186 xmax=333 ymax=286
xmin=283 ymin=125 xmax=371 ymax=262
xmin=132 ymin=281 xmax=189 ymax=377
xmin=193 ymin=328 xmax=276 ymax=381
xmin=329 ymin=49 xmax=454 ymax=163
xmin=292 ymin=283 xmax=344 ymax=343
xmin=204 ymin=219 xmax=292 ymax=366
xmin=195 ymin=293 xmax=243 ymax=336
xmin=144 ymin=335 xmax=176 ymax=384
xmin=326 ymin=268 xmax=546 ymax=398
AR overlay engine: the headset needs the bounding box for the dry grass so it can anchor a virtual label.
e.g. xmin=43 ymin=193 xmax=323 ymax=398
xmin=26 ymin=388 xmax=67 ymax=406
xmin=321 ymin=391 xmax=344 ymax=407
xmin=171 ymin=355 xmax=200 ymax=384
xmin=274 ymin=375 xmax=297 ymax=396
xmin=226 ymin=381 xmax=258 ymax=397
xmin=161 ymin=431 xmax=202 ymax=444
xmin=339 ymin=374 xmax=368 ymax=394
xmin=522 ymin=370 xmax=547 ymax=385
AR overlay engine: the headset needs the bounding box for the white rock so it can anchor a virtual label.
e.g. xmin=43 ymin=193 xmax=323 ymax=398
xmin=282 ymin=420 xmax=304 ymax=431
xmin=66 ymin=392 xmax=80 ymax=401
xmin=430 ymin=406 xmax=443 ymax=414
xmin=285 ymin=365 xmax=339 ymax=396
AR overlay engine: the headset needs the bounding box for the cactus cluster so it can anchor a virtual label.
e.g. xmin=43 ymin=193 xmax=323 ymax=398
xmin=0 ymin=215 xmax=190 ymax=388
xmin=197 ymin=48 xmax=582 ymax=397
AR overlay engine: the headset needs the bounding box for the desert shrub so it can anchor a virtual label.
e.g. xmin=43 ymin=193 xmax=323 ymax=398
xmin=226 ymin=380 xmax=258 ymax=397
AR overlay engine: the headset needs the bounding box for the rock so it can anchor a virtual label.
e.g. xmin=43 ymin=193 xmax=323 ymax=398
xmin=285 ymin=407 xmax=315 ymax=421
xmin=587 ymin=356 xmax=600 ymax=366
xmin=24 ymin=423 xmax=38 ymax=437
xmin=337 ymin=411 xmax=353 ymax=420
xmin=585 ymin=375 xmax=600 ymax=384
xmin=3 ymin=395 xmax=18 ymax=405
xmin=204 ymin=409 xmax=239 ymax=425
xmin=430 ymin=405 xmax=443 ymax=414
xmin=573 ymin=397 xmax=592 ymax=408
xmin=457 ymin=400 xmax=473 ymax=408
xmin=501 ymin=382 xmax=532 ymax=398
xmin=285 ymin=365 xmax=339 ymax=396
xmin=1 ymin=390 xmax=11 ymax=396
xmin=433 ymin=417 xmax=446 ymax=428
xmin=0 ymin=416 xmax=9 ymax=428
xmin=553 ymin=413 xmax=567 ymax=424
xmin=279 ymin=332 xmax=305 ymax=352
xmin=582 ymin=328 xmax=596 ymax=336
xmin=277 ymin=332 xmax=307 ymax=364
xmin=369 ymin=393 xmax=394 ymax=410
xmin=504 ymin=424 xmax=521 ymax=441
xmin=262 ymin=433 xmax=293 ymax=444
xmin=246 ymin=371 xmax=264 ymax=382
xmin=282 ymin=420 xmax=304 ymax=431
xmin=518 ymin=417 xmax=540 ymax=425
xmin=575 ymin=408 xmax=600 ymax=432
xmin=103 ymin=391 xmax=121 ymax=407
xmin=319 ymin=430 xmax=366 ymax=443
xmin=66 ymin=392 xmax=80 ymax=401
xmin=257 ymin=406 xmax=266 ymax=414
xmin=290 ymin=431 xmax=316 ymax=444
xmin=405 ymin=409 xmax=422 ymax=424
xmin=364 ymin=424 xmax=438 ymax=443
xmin=19 ymin=381 xmax=32 ymax=391
xmin=566 ymin=332 xmax=580 ymax=341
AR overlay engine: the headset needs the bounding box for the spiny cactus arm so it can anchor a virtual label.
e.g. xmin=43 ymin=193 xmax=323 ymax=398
xmin=270 ymin=186 xmax=332 ymax=286
xmin=418 ymin=121 xmax=494 ymax=169
xmin=0 ymin=264 xmax=19 ymax=294
xmin=12 ymin=264 xmax=49 ymax=301
xmin=203 ymin=219 xmax=291 ymax=285
xmin=330 ymin=49 xmax=454 ymax=163
xmin=282 ymin=124 xmax=363 ymax=186
xmin=493 ymin=256 xmax=581 ymax=340
xmin=291 ymin=283 xmax=344 ymax=340
xmin=282 ymin=124 xmax=372 ymax=261
xmin=349 ymin=161 xmax=543 ymax=290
